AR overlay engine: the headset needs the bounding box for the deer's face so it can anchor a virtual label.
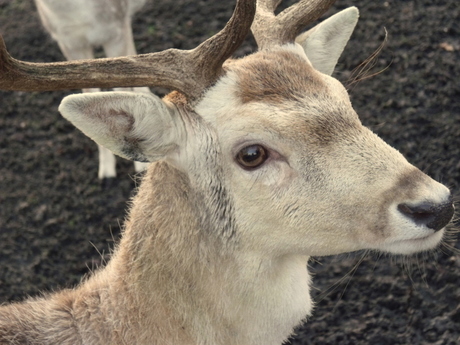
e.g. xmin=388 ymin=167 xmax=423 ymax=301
xmin=194 ymin=45 xmax=452 ymax=257
xmin=57 ymin=7 xmax=453 ymax=260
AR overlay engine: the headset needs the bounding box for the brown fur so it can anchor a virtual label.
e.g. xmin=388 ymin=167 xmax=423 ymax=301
xmin=0 ymin=163 xmax=207 ymax=344
xmin=235 ymin=50 xmax=325 ymax=104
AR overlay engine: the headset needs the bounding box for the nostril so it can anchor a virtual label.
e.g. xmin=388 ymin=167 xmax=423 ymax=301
xmin=398 ymin=199 xmax=455 ymax=231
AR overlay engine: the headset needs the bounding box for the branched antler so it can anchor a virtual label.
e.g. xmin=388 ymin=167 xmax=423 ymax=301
xmin=0 ymin=0 xmax=256 ymax=101
xmin=251 ymin=0 xmax=336 ymax=49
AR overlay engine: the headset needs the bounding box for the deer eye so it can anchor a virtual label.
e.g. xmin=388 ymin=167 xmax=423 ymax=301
xmin=236 ymin=145 xmax=268 ymax=169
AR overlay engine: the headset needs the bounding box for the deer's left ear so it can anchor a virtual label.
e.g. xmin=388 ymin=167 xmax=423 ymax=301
xmin=296 ymin=7 xmax=359 ymax=76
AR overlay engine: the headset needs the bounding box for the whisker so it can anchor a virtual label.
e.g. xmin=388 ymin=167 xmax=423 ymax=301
xmin=346 ymin=28 xmax=391 ymax=90
xmin=314 ymin=251 xmax=368 ymax=305
xmin=332 ymin=251 xmax=369 ymax=312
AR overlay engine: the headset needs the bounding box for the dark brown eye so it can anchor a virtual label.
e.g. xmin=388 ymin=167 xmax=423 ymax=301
xmin=236 ymin=145 xmax=268 ymax=169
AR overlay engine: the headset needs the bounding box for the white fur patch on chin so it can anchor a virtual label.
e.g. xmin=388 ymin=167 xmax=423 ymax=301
xmin=379 ymin=229 xmax=444 ymax=255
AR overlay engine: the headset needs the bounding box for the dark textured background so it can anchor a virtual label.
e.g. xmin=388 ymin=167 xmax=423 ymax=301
xmin=0 ymin=0 xmax=459 ymax=344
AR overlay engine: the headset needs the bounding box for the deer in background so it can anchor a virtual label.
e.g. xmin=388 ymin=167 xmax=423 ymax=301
xmin=0 ymin=0 xmax=455 ymax=344
xmin=34 ymin=0 xmax=150 ymax=179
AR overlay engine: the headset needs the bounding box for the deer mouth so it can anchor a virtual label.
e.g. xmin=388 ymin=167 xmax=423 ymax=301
xmin=379 ymin=228 xmax=445 ymax=255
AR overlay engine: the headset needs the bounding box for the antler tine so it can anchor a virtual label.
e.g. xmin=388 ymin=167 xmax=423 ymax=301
xmin=0 ymin=0 xmax=256 ymax=101
xmin=189 ymin=0 xmax=256 ymax=87
xmin=251 ymin=0 xmax=336 ymax=49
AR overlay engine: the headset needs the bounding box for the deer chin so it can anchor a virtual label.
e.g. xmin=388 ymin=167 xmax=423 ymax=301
xmin=377 ymin=227 xmax=445 ymax=255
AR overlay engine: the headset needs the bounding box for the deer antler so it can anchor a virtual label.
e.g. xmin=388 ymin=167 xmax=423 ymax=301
xmin=251 ymin=0 xmax=336 ymax=49
xmin=0 ymin=0 xmax=256 ymax=101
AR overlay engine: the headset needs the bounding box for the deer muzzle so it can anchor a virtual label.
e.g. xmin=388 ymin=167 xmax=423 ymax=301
xmin=398 ymin=197 xmax=454 ymax=232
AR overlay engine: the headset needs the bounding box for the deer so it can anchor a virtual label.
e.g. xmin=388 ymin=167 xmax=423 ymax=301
xmin=34 ymin=0 xmax=150 ymax=179
xmin=0 ymin=0 xmax=455 ymax=344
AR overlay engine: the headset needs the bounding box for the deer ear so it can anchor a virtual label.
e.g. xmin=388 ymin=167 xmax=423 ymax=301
xmin=296 ymin=7 xmax=359 ymax=76
xmin=59 ymin=92 xmax=181 ymax=163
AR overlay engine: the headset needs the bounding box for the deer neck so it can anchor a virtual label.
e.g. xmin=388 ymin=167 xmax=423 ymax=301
xmin=103 ymin=162 xmax=313 ymax=345
xmin=0 ymin=162 xmax=312 ymax=345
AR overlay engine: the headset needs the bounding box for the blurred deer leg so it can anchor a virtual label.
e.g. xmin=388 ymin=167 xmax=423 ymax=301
xmin=58 ymin=41 xmax=117 ymax=178
xmin=97 ymin=144 xmax=117 ymax=179
xmin=104 ymin=19 xmax=150 ymax=173
xmin=133 ymin=161 xmax=149 ymax=173
xmin=103 ymin=19 xmax=151 ymax=94
xmin=56 ymin=41 xmax=100 ymax=93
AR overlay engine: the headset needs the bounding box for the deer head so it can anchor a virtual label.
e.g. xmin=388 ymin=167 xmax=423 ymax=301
xmin=0 ymin=0 xmax=453 ymax=257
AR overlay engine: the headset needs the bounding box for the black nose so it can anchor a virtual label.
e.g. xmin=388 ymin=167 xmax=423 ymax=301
xmin=398 ymin=198 xmax=454 ymax=231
